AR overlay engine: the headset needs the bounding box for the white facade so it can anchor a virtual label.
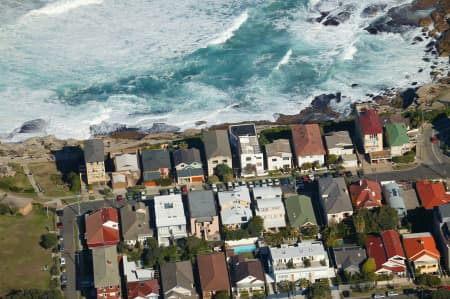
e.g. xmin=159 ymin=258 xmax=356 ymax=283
xmin=268 ymin=242 xmax=335 ymax=282
xmin=267 ymin=153 xmax=292 ymax=171
xmin=297 ymin=154 xmax=325 ymax=168
xmin=239 ymin=136 xmax=265 ymax=177
xmin=253 ymin=187 xmax=286 ymax=230
xmin=218 ymin=186 xmax=253 ymax=229
xmin=341 ymin=154 xmax=358 ymax=168
xmin=234 ymin=276 xmax=265 ymax=297
xmin=154 ymin=194 xmax=187 ymax=246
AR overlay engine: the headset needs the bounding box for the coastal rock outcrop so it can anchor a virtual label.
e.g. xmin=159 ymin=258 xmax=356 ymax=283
xmin=18 ymin=119 xmax=47 ymax=134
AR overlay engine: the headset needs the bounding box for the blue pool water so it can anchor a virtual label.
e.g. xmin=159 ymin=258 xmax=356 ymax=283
xmin=234 ymin=244 xmax=257 ymax=254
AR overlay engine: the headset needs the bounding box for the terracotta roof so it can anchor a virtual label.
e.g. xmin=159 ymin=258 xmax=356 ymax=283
xmin=366 ymin=235 xmax=388 ymax=271
xmin=416 ymin=180 xmax=450 ymax=210
xmin=349 ymin=179 xmax=382 ymax=209
xmin=85 ymin=208 xmax=120 ymax=248
xmin=127 ymin=279 xmax=159 ymax=299
xmin=197 ymin=253 xmax=230 ymax=294
xmin=358 ymin=109 xmax=382 ymax=135
xmin=402 ymin=233 xmax=440 ymax=262
xmin=291 ymin=124 xmax=326 ymax=157
xmin=381 ymin=230 xmax=405 ymax=259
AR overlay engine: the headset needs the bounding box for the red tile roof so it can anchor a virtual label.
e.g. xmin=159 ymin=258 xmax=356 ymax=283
xmin=349 ymin=179 xmax=382 ymax=209
xmin=127 ymin=279 xmax=159 ymax=299
xmin=85 ymin=208 xmax=120 ymax=248
xmin=366 ymin=235 xmax=388 ymax=271
xmin=197 ymin=253 xmax=230 ymax=295
xmin=291 ymin=124 xmax=326 ymax=157
xmin=358 ymin=109 xmax=382 ymax=135
xmin=403 ymin=233 xmax=440 ymax=262
xmin=381 ymin=230 xmax=405 ymax=259
xmin=416 ymin=180 xmax=450 ymax=210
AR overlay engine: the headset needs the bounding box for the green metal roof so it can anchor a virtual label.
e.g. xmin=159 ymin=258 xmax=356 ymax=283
xmin=385 ymin=123 xmax=409 ymax=147
xmin=284 ymin=195 xmax=317 ymax=228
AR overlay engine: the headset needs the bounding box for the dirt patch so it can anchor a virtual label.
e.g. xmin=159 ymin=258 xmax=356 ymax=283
xmin=29 ymin=162 xmax=75 ymax=197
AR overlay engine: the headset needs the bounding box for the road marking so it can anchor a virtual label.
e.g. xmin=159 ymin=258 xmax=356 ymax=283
xmin=431 ymin=142 xmax=442 ymax=164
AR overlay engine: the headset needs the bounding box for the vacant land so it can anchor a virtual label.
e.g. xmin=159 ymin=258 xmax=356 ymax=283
xmin=29 ymin=162 xmax=75 ymax=197
xmin=0 ymin=163 xmax=34 ymax=194
xmin=0 ymin=208 xmax=54 ymax=295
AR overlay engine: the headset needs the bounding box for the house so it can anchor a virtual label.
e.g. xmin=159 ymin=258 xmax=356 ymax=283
xmin=141 ymin=149 xmax=171 ymax=186
xmin=173 ymin=148 xmax=205 ymax=184
xmin=229 ymin=124 xmax=265 ymax=177
xmin=123 ymin=256 xmax=159 ymax=299
xmin=111 ymin=172 xmax=127 ymax=191
xmin=385 ymin=123 xmax=412 ymax=157
xmin=2 ymin=196 xmax=33 ymax=215
xmin=154 ymin=194 xmax=187 ymax=246
xmin=324 ymin=131 xmax=358 ymax=168
xmin=92 ymin=246 xmax=121 ymax=299
xmin=433 ymin=204 xmax=450 ymax=271
xmin=265 ymin=139 xmax=292 ymax=171
xmin=354 ymin=106 xmax=383 ymax=154
xmin=197 ymin=253 xmax=231 ymax=299
xmin=291 ymin=124 xmax=326 ymax=168
xmin=187 ymin=190 xmax=220 ymax=241
xmin=381 ymin=182 xmax=407 ymax=218
xmin=333 ymin=246 xmax=367 ymax=274
xmin=416 ymin=180 xmax=450 ymax=210
xmin=111 ymin=149 xmax=141 ymax=187
xmin=218 ymin=186 xmax=253 ymax=229
xmin=120 ymin=202 xmax=153 ymax=246
xmin=318 ymin=177 xmax=353 ymax=224
xmin=84 ymin=139 xmax=107 ymax=185
xmin=366 ymin=230 xmax=406 ymax=276
xmin=268 ymin=241 xmax=335 ymax=282
xmin=160 ymin=261 xmax=198 ymax=299
xmin=253 ymin=187 xmax=286 ymax=231
xmin=85 ymin=208 xmax=120 ymax=249
xmin=229 ymin=255 xmax=266 ymax=298
xmin=402 ymin=232 xmax=440 ymax=274
xmin=284 ymin=195 xmax=318 ymax=232
xmin=349 ymin=179 xmax=382 ymax=209
xmin=203 ymin=130 xmax=233 ymax=176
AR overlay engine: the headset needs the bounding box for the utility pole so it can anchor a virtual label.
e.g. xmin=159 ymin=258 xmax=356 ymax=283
xmin=77 ymin=194 xmax=81 ymax=216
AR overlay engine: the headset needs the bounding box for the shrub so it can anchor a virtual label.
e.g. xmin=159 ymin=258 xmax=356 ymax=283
xmin=40 ymin=233 xmax=58 ymax=249
xmin=392 ymin=150 xmax=415 ymax=164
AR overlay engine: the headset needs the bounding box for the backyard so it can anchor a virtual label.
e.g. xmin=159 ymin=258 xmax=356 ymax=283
xmin=0 ymin=162 xmax=35 ymax=195
xmin=29 ymin=162 xmax=76 ymax=197
xmin=0 ymin=207 xmax=54 ymax=295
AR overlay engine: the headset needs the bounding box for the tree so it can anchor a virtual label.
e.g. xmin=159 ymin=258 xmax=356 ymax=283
xmin=311 ymin=279 xmax=331 ymax=299
xmin=432 ymin=288 xmax=450 ymax=299
xmin=208 ymin=175 xmax=219 ymax=184
xmin=243 ymin=164 xmax=256 ymax=176
xmin=278 ymin=280 xmax=295 ymax=293
xmin=213 ymin=290 xmax=229 ymax=299
xmin=303 ymin=258 xmax=311 ymax=267
xmin=143 ymin=237 xmax=160 ymax=268
xmin=252 ymin=293 xmax=267 ymax=299
xmin=417 ymin=274 xmax=441 ymax=287
xmin=223 ymin=173 xmax=234 ymax=183
xmin=50 ymin=264 xmax=58 ymax=276
xmin=354 ymin=214 xmax=365 ymax=234
xmin=301 ymin=162 xmax=312 ymax=170
xmin=286 ymin=259 xmax=294 ymax=269
xmin=215 ymin=164 xmax=233 ymax=181
xmin=362 ymin=258 xmax=376 ymax=274
xmin=40 ymin=233 xmax=58 ymax=249
xmin=301 ymin=225 xmax=318 ymax=238
xmin=326 ymin=154 xmax=338 ymax=165
xmin=181 ymin=236 xmax=211 ymax=260
xmin=66 ymin=172 xmax=81 ymax=193
xmin=178 ymin=141 xmax=188 ymax=149
xmin=4 ymin=289 xmax=65 ymax=299
xmin=247 ymin=216 xmax=264 ymax=237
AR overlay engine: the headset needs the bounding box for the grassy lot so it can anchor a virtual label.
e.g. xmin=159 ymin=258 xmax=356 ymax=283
xmin=29 ymin=162 xmax=75 ymax=197
xmin=0 ymin=208 xmax=54 ymax=295
xmin=0 ymin=163 xmax=35 ymax=194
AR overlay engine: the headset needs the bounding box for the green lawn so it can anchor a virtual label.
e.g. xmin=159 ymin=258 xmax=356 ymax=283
xmin=0 ymin=208 xmax=54 ymax=295
xmin=0 ymin=163 xmax=35 ymax=194
xmin=29 ymin=162 xmax=76 ymax=197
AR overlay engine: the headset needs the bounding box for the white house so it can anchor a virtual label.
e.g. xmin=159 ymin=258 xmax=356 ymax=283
xmin=253 ymin=187 xmax=286 ymax=231
xmin=291 ymin=124 xmax=326 ymax=167
xmin=268 ymin=241 xmax=335 ymax=282
xmin=324 ymin=131 xmax=358 ymax=168
xmin=229 ymin=124 xmax=266 ymax=177
xmin=218 ymin=186 xmax=253 ymax=229
xmin=265 ymin=139 xmax=292 ymax=171
xmin=154 ymin=194 xmax=187 ymax=246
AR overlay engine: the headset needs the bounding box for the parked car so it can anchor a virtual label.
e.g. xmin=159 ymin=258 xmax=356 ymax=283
xmin=126 ymin=193 xmax=133 ymax=200
xmin=308 ymin=174 xmax=315 ymax=181
xmin=267 ymin=178 xmax=273 ymax=186
xmin=160 ymin=189 xmax=168 ymax=195
xmin=342 ymin=290 xmax=350 ymax=298
xmin=217 ymin=184 xmax=224 ymax=192
xmin=59 ymin=235 xmax=63 ymax=241
xmin=60 ymin=274 xmax=67 ymax=283
xmin=60 ymin=257 xmax=66 ymax=265
xmin=59 ymin=242 xmax=64 ymax=251
xmin=274 ymin=178 xmax=280 ymax=186
xmin=57 ymin=222 xmax=64 ymax=229
xmin=116 ymin=195 xmax=123 ymax=202
xmin=211 ymin=183 xmax=218 ymax=192
xmin=181 ymin=185 xmax=188 ymax=194
xmin=56 ymin=210 xmax=64 ymax=216
xmin=386 ymin=291 xmax=399 ymax=297
xmin=61 ymin=266 xmax=67 ymax=273
xmin=61 ymin=283 xmax=67 ymax=290
xmin=169 ymin=188 xmax=174 ymax=194
xmin=431 ymin=135 xmax=439 ymax=143
xmin=261 ymin=179 xmax=267 ymax=187
xmin=227 ymin=181 xmax=233 ymax=190
xmin=345 ymin=171 xmax=353 ymax=177
xmin=357 ymin=170 xmax=364 ymax=178
xmin=372 ymin=294 xmax=385 ymax=299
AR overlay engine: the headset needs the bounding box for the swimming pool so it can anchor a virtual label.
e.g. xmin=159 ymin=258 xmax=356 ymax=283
xmin=233 ymin=244 xmax=256 ymax=254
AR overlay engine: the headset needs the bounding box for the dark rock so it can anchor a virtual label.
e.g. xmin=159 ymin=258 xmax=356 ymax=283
xmin=315 ymin=12 xmax=329 ymax=23
xmin=418 ymin=68 xmax=423 ymax=72
xmin=195 ymin=121 xmax=207 ymax=126
xmin=143 ymin=123 xmax=180 ymax=134
xmin=400 ymin=88 xmax=418 ymax=108
xmin=361 ymin=4 xmax=387 ymax=17
xmin=431 ymin=50 xmax=437 ymax=55
xmin=323 ymin=17 xmax=340 ymax=26
xmin=351 ymin=83 xmax=359 ymax=88
xmin=19 ymin=119 xmax=47 ymax=133
xmin=423 ymin=57 xmax=431 ymax=62
xmin=426 ymin=41 xmax=435 ymax=48
xmin=414 ymin=36 xmax=424 ymax=42
xmin=411 ymin=82 xmax=418 ymax=85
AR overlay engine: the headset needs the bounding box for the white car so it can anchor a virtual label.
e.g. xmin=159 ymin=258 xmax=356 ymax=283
xmin=211 ymin=183 xmax=218 ymax=192
xmin=386 ymin=291 xmax=399 ymax=297
xmin=267 ymin=178 xmax=273 ymax=186
xmin=274 ymin=178 xmax=280 ymax=186
xmin=227 ymin=181 xmax=233 ymax=189
xmin=308 ymin=174 xmax=315 ymax=181
xmin=60 ymin=257 xmax=66 ymax=265
xmin=372 ymin=294 xmax=385 ymax=299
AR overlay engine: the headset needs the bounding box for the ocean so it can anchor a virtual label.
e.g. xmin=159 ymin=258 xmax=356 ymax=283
xmin=0 ymin=0 xmax=443 ymax=141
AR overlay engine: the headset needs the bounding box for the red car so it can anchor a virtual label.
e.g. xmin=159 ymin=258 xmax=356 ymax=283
xmin=57 ymin=222 xmax=64 ymax=229
xmin=181 ymin=185 xmax=188 ymax=194
xmin=116 ymin=195 xmax=123 ymax=202
xmin=431 ymin=135 xmax=439 ymax=143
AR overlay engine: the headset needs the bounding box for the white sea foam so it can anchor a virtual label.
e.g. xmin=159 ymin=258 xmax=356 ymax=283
xmin=25 ymin=0 xmax=104 ymax=17
xmin=275 ymin=49 xmax=292 ymax=70
xmin=208 ymin=10 xmax=249 ymax=45
xmin=342 ymin=44 xmax=357 ymax=60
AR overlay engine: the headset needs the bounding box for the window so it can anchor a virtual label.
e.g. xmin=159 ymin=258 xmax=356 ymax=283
xmin=283 ymin=157 xmax=290 ymax=160
xmin=246 ymin=157 xmax=252 ymax=161
xmin=272 ymin=158 xmax=277 ymax=162
xmin=222 ymin=160 xmax=228 ymax=163
xmin=213 ymin=160 xmax=219 ymax=164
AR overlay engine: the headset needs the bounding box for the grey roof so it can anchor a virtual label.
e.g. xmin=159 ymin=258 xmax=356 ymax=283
xmin=173 ymin=148 xmax=202 ymax=165
xmin=141 ymin=149 xmax=171 ymax=172
xmin=120 ymin=202 xmax=153 ymax=241
xmin=265 ymin=139 xmax=292 ymax=157
xmin=318 ymin=177 xmax=352 ymax=214
xmin=177 ymin=168 xmax=204 ymax=178
xmin=203 ymin=130 xmax=232 ymax=159
xmin=229 ymin=123 xmax=257 ymax=138
xmin=92 ymin=246 xmax=120 ymax=288
xmin=188 ymin=190 xmax=217 ymax=220
xmin=333 ymin=246 xmax=367 ymax=273
xmin=382 ymin=182 xmax=407 ymax=217
xmin=437 ymin=203 xmax=450 ymax=222
xmin=160 ymin=261 xmax=197 ymax=298
xmin=84 ymin=139 xmax=104 ymax=163
xmin=324 ymin=131 xmax=353 ymax=150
